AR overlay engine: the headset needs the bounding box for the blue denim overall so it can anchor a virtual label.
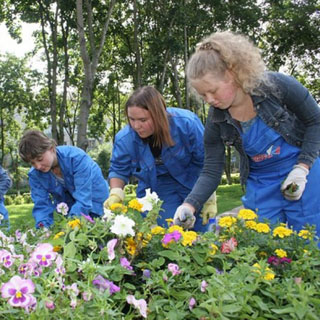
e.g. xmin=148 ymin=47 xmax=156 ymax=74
xmin=241 ymin=117 xmax=320 ymax=237
xmin=154 ymin=160 xmax=207 ymax=232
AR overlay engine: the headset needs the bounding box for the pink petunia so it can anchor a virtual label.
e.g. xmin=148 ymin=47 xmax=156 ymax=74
xmin=168 ymin=263 xmax=181 ymax=276
xmin=80 ymin=212 xmax=95 ymax=224
xmin=126 ymin=295 xmax=148 ymax=318
xmin=1 ymin=275 xmax=36 ymax=308
xmin=120 ymin=257 xmax=133 ymax=271
xmin=221 ymin=237 xmax=238 ymax=254
xmin=189 ymin=297 xmax=196 ymax=311
xmin=200 ymin=280 xmax=208 ymax=292
xmin=92 ymin=275 xmax=120 ymax=295
xmin=162 ymin=230 xmax=182 ymax=245
xmin=31 ymin=243 xmax=57 ymax=267
xmin=107 ymin=239 xmax=118 ymax=261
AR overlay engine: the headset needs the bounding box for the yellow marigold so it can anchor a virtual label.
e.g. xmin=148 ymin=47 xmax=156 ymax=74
xmin=255 ymin=223 xmax=270 ymax=234
xmin=128 ymin=199 xmax=143 ymax=212
xmin=151 ymin=226 xmax=165 ymax=235
xmin=218 ymin=216 xmax=237 ymax=228
xmin=209 ymin=244 xmax=218 ymax=255
xmin=264 ymin=271 xmax=275 ymax=281
xmin=67 ymin=219 xmax=81 ymax=229
xmin=245 ymin=220 xmax=257 ymax=230
xmin=110 ymin=203 xmax=128 ymax=213
xmin=252 ymin=263 xmax=275 ymax=280
xmin=275 ymin=248 xmax=287 ymax=258
xmin=53 ymin=245 xmax=62 ymax=252
xmin=181 ymin=231 xmax=198 ymax=246
xmin=298 ymin=229 xmax=312 ymax=240
xmin=273 ymin=226 xmax=293 ymax=238
xmin=53 ymin=231 xmax=65 ymax=239
xmin=238 ymin=209 xmax=257 ymax=220
xmin=125 ymin=237 xmax=137 ymax=256
xmin=168 ymin=225 xmax=184 ymax=233
xmin=137 ymin=232 xmax=152 ymax=247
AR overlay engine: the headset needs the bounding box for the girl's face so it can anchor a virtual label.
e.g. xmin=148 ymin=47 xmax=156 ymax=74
xmin=30 ymin=147 xmax=57 ymax=172
xmin=127 ymin=106 xmax=155 ymax=138
xmin=191 ymin=71 xmax=238 ymax=109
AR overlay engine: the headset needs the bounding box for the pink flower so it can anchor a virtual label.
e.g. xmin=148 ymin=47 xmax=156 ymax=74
xmin=221 ymin=237 xmax=238 ymax=254
xmin=189 ymin=297 xmax=196 ymax=311
xmin=168 ymin=263 xmax=181 ymax=276
xmin=120 ymin=257 xmax=133 ymax=271
xmin=80 ymin=212 xmax=95 ymax=224
xmin=126 ymin=295 xmax=148 ymax=318
xmin=82 ymin=291 xmax=93 ymax=301
xmin=31 ymin=243 xmax=57 ymax=267
xmin=55 ymin=255 xmax=65 ymax=275
xmin=45 ymin=300 xmax=55 ymax=310
xmin=162 ymin=230 xmax=182 ymax=245
xmin=200 ymin=280 xmax=208 ymax=292
xmin=1 ymin=275 xmax=36 ymax=308
xmin=0 ymin=249 xmax=14 ymax=268
xmin=107 ymin=239 xmax=118 ymax=261
xmin=92 ymin=275 xmax=120 ymax=295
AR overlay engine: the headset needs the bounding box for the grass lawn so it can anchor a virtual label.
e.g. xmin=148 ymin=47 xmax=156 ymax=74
xmin=7 ymin=184 xmax=244 ymax=231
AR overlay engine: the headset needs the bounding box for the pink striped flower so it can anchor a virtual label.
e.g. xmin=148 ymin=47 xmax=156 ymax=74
xmin=168 ymin=263 xmax=181 ymax=276
xmin=1 ymin=275 xmax=36 ymax=308
xmin=107 ymin=239 xmax=118 ymax=261
xmin=126 ymin=295 xmax=148 ymax=318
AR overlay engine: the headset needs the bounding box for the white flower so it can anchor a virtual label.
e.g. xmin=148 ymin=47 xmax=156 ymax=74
xmin=138 ymin=188 xmax=160 ymax=212
xmin=102 ymin=208 xmax=115 ymax=222
xmin=0 ymin=214 xmax=4 ymax=221
xmin=110 ymin=215 xmax=135 ymax=237
xmin=56 ymin=202 xmax=69 ymax=216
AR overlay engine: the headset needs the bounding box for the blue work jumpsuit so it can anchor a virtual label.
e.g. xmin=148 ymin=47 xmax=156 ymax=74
xmin=28 ymin=146 xmax=109 ymax=228
xmin=0 ymin=166 xmax=12 ymax=227
xmin=109 ymin=107 xmax=207 ymax=231
xmin=185 ymin=72 xmax=320 ymax=237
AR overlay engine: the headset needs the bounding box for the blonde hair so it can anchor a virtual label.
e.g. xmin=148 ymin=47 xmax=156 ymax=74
xmin=125 ymin=86 xmax=175 ymax=147
xmin=187 ymin=31 xmax=271 ymax=95
xmin=19 ymin=129 xmax=57 ymax=163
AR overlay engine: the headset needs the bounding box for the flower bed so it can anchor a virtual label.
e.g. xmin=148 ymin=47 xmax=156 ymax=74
xmin=0 ymin=190 xmax=320 ymax=319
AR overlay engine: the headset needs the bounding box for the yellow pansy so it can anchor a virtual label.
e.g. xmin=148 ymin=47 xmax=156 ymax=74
xmin=53 ymin=245 xmax=62 ymax=252
xmin=209 ymin=244 xmax=219 ymax=255
xmin=125 ymin=237 xmax=137 ymax=256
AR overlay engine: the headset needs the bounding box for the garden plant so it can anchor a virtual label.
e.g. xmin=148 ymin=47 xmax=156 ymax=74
xmin=0 ymin=189 xmax=319 ymax=319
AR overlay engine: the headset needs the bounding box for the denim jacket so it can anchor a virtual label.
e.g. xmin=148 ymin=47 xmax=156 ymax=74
xmin=185 ymin=72 xmax=320 ymax=211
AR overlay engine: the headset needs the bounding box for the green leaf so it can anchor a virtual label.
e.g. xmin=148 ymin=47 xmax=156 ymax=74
xmin=63 ymin=242 xmax=77 ymax=259
xmin=222 ymin=304 xmax=243 ymax=313
xmin=151 ymin=257 xmax=165 ymax=268
xmin=158 ymin=250 xmax=180 ymax=261
xmin=271 ymin=307 xmax=295 ymax=314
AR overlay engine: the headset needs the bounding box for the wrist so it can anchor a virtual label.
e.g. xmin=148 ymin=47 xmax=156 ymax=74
xmin=182 ymin=203 xmax=196 ymax=214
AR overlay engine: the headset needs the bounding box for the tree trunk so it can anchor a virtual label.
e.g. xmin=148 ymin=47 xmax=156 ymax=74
xmin=224 ymin=145 xmax=232 ymax=185
xmin=170 ymin=56 xmax=183 ymax=108
xmin=133 ymin=0 xmax=142 ymax=89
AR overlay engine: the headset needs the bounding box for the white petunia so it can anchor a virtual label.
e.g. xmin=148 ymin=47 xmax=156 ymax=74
xmin=138 ymin=188 xmax=160 ymax=212
xmin=110 ymin=215 xmax=135 ymax=237
xmin=102 ymin=208 xmax=115 ymax=222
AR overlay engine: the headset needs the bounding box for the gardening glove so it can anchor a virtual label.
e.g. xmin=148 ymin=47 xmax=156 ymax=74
xmin=173 ymin=205 xmax=196 ymax=229
xmin=200 ymin=191 xmax=218 ymax=225
xmin=281 ymin=164 xmax=309 ymax=201
xmin=104 ymin=188 xmax=125 ymax=208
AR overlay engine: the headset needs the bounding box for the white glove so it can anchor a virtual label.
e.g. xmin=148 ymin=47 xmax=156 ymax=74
xmin=281 ymin=164 xmax=309 ymax=201
xmin=173 ymin=205 xmax=196 ymax=229
xmin=200 ymin=192 xmax=218 ymax=225
xmin=104 ymin=188 xmax=125 ymax=208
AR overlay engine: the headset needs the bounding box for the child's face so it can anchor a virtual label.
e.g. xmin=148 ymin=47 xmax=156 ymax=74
xmin=30 ymin=148 xmax=57 ymax=172
xmin=127 ymin=106 xmax=155 ymax=139
xmin=191 ymin=71 xmax=238 ymax=109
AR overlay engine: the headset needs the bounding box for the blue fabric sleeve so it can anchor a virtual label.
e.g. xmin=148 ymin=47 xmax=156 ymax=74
xmin=0 ymin=166 xmax=12 ymax=196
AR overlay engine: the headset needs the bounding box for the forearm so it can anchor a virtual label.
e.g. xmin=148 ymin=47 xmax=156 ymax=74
xmin=109 ymin=177 xmax=126 ymax=189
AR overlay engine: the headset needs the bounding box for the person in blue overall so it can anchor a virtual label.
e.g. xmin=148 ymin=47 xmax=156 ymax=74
xmin=173 ymin=30 xmax=320 ymax=241
xmin=105 ymin=86 xmax=217 ymax=232
xmin=19 ymin=129 xmax=109 ymax=228
xmin=0 ymin=165 xmax=12 ymax=228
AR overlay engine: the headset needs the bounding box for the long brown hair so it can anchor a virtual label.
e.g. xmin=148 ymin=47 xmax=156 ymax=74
xmin=125 ymin=86 xmax=175 ymax=147
xmin=19 ymin=129 xmax=57 ymax=163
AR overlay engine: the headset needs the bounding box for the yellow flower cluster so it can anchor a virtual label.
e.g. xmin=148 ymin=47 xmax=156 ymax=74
xmin=125 ymin=237 xmax=137 ymax=256
xmin=151 ymin=226 xmax=165 ymax=235
xmin=168 ymin=225 xmax=184 ymax=233
xmin=273 ymin=225 xmax=293 ymax=238
xmin=252 ymin=263 xmax=275 ymax=281
xmin=181 ymin=231 xmax=197 ymax=246
xmin=255 ymin=223 xmax=270 ymax=234
xmin=67 ymin=219 xmax=81 ymax=229
xmin=53 ymin=231 xmax=65 ymax=240
xmin=128 ymin=199 xmax=143 ymax=212
xmin=218 ymin=216 xmax=237 ymax=228
xmin=275 ymin=249 xmax=287 ymax=258
xmin=298 ymin=229 xmax=312 ymax=240
xmin=209 ymin=243 xmax=219 ymax=255
xmin=238 ymin=209 xmax=257 ymax=220
xmin=110 ymin=203 xmax=128 ymax=213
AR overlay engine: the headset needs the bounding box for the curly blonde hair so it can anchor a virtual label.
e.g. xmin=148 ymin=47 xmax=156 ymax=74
xmin=187 ymin=31 xmax=271 ymax=95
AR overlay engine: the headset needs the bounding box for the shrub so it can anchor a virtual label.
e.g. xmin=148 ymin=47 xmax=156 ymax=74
xmin=13 ymin=194 xmax=25 ymax=205
xmin=4 ymin=195 xmax=13 ymax=206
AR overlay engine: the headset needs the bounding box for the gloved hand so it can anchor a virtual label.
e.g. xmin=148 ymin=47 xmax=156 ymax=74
xmin=200 ymin=191 xmax=218 ymax=225
xmin=173 ymin=204 xmax=196 ymax=229
xmin=281 ymin=164 xmax=309 ymax=201
xmin=104 ymin=188 xmax=125 ymax=208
